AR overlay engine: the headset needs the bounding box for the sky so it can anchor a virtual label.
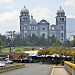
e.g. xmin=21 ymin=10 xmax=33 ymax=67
xmin=0 ymin=0 xmax=75 ymax=37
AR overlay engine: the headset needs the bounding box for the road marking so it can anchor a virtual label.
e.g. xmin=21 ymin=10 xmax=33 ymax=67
xmin=51 ymin=66 xmax=55 ymax=75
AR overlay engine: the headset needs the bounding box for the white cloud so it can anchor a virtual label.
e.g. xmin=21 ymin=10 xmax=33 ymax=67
xmin=0 ymin=0 xmax=14 ymax=8
xmin=67 ymin=15 xmax=75 ymax=18
xmin=0 ymin=0 xmax=13 ymax=3
xmin=0 ymin=10 xmax=20 ymax=26
xmin=64 ymin=0 xmax=75 ymax=8
xmin=30 ymin=6 xmax=53 ymax=21
xmin=63 ymin=0 xmax=75 ymax=19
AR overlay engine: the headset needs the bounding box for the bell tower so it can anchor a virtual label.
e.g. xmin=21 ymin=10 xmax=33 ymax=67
xmin=20 ymin=6 xmax=30 ymax=38
xmin=56 ymin=7 xmax=66 ymax=42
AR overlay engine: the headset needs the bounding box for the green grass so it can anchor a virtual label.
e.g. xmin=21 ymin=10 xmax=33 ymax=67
xmin=1 ymin=46 xmax=43 ymax=55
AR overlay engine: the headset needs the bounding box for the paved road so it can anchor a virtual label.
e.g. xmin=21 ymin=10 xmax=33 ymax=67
xmin=0 ymin=63 xmax=54 ymax=75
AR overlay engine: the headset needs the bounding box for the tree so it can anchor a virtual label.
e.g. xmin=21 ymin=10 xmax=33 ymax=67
xmin=63 ymin=40 xmax=70 ymax=47
xmin=46 ymin=36 xmax=52 ymax=46
xmin=51 ymin=35 xmax=56 ymax=45
xmin=0 ymin=39 xmax=3 ymax=46
xmin=12 ymin=34 xmax=66 ymax=47
xmin=0 ymin=46 xmax=3 ymax=54
xmin=72 ymin=36 xmax=75 ymax=47
xmin=37 ymin=35 xmax=46 ymax=46
xmin=13 ymin=35 xmax=22 ymax=46
xmin=0 ymin=34 xmax=8 ymax=46
xmin=31 ymin=34 xmax=38 ymax=46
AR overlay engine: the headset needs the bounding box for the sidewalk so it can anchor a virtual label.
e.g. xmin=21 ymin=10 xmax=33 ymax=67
xmin=51 ymin=66 xmax=71 ymax=75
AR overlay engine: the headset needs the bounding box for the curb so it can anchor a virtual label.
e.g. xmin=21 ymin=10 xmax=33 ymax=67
xmin=51 ymin=66 xmax=65 ymax=75
xmin=51 ymin=66 xmax=55 ymax=75
xmin=0 ymin=64 xmax=26 ymax=73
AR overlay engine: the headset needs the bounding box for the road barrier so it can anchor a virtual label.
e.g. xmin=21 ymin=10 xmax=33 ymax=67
xmin=64 ymin=61 xmax=75 ymax=75
xmin=0 ymin=64 xmax=25 ymax=73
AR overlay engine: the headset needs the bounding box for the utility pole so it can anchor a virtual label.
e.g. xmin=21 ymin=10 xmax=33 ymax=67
xmin=6 ymin=31 xmax=15 ymax=54
xmin=68 ymin=37 xmax=71 ymax=50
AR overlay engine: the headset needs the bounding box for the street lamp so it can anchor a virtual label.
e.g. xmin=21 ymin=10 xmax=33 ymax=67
xmin=8 ymin=43 xmax=11 ymax=54
xmin=6 ymin=31 xmax=15 ymax=54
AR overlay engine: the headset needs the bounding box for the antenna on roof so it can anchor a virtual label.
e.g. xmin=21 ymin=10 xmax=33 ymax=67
xmin=60 ymin=6 xmax=61 ymax=9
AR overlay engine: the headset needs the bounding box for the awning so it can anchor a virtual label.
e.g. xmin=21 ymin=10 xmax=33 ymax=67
xmin=29 ymin=54 xmax=38 ymax=57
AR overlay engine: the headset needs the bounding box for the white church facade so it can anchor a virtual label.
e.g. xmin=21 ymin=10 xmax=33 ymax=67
xmin=20 ymin=6 xmax=66 ymax=42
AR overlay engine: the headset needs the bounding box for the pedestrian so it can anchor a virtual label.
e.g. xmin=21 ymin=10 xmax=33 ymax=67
xmin=21 ymin=59 xmax=22 ymax=63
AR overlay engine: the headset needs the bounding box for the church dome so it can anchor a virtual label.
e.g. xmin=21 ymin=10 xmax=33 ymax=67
xmin=21 ymin=6 xmax=29 ymax=13
xmin=57 ymin=7 xmax=65 ymax=14
xmin=30 ymin=15 xmax=37 ymax=24
xmin=30 ymin=19 xmax=37 ymax=24
xmin=40 ymin=19 xmax=48 ymax=24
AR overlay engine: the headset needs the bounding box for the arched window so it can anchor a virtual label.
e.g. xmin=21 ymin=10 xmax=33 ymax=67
xmin=61 ymin=26 xmax=63 ymax=30
xmin=56 ymin=19 xmax=57 ymax=22
xmin=61 ymin=33 xmax=63 ymax=37
xmin=43 ymin=28 xmax=45 ymax=30
xmin=32 ymin=26 xmax=34 ymax=30
xmin=24 ymin=25 xmax=27 ymax=30
xmin=52 ymin=27 xmax=54 ymax=30
xmin=33 ymin=27 xmax=34 ymax=29
xmin=61 ymin=39 xmax=63 ymax=41
xmin=60 ymin=18 xmax=61 ymax=21
xmin=62 ymin=18 xmax=64 ymax=21
xmin=42 ymin=33 xmax=45 ymax=37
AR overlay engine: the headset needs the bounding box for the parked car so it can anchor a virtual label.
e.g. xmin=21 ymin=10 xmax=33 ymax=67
xmin=39 ymin=48 xmax=43 ymax=50
xmin=0 ymin=61 xmax=5 ymax=67
xmin=5 ymin=60 xmax=13 ymax=64
xmin=5 ymin=57 xmax=14 ymax=64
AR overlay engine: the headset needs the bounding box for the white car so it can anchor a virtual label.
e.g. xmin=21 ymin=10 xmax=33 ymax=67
xmin=5 ymin=58 xmax=13 ymax=64
xmin=5 ymin=60 xmax=13 ymax=64
xmin=0 ymin=61 xmax=5 ymax=67
xmin=39 ymin=48 xmax=43 ymax=50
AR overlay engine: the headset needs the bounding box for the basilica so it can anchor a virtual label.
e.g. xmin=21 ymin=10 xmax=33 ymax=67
xmin=20 ymin=6 xmax=66 ymax=42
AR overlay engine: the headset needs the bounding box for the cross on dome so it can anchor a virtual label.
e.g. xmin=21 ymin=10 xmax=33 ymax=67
xmin=60 ymin=6 xmax=61 ymax=9
xmin=24 ymin=6 xmax=26 ymax=8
